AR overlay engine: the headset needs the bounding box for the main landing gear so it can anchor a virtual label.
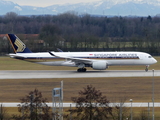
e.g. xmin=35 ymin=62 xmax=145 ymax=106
xmin=77 ymin=63 xmax=87 ymax=72
xmin=77 ymin=68 xmax=87 ymax=72
xmin=145 ymin=65 xmax=149 ymax=72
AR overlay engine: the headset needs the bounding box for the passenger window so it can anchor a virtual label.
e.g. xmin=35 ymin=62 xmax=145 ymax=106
xmin=148 ymin=56 xmax=152 ymax=58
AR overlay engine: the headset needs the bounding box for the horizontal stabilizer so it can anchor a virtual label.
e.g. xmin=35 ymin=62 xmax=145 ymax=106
xmin=8 ymin=54 xmax=26 ymax=59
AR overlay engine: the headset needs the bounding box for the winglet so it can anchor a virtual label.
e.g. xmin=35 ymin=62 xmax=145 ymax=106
xmin=57 ymin=48 xmax=63 ymax=52
xmin=49 ymin=51 xmax=55 ymax=56
xmin=6 ymin=34 xmax=32 ymax=53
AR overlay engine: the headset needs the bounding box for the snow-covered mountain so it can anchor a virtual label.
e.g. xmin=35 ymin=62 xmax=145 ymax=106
xmin=1 ymin=0 xmax=160 ymax=16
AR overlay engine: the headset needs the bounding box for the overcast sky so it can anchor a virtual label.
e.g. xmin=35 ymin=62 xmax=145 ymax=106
xmin=3 ymin=0 xmax=160 ymax=7
xmin=3 ymin=0 xmax=101 ymax=7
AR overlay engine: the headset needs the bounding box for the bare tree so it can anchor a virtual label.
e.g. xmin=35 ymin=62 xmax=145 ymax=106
xmin=39 ymin=24 xmax=62 ymax=50
xmin=4 ymin=12 xmax=18 ymax=33
xmin=136 ymin=110 xmax=148 ymax=120
xmin=12 ymin=89 xmax=51 ymax=120
xmin=0 ymin=104 xmax=9 ymax=120
xmin=65 ymin=85 xmax=113 ymax=120
xmin=111 ymin=97 xmax=130 ymax=120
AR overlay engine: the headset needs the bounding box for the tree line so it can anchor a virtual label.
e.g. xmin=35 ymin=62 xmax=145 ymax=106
xmin=0 ymin=12 xmax=160 ymax=54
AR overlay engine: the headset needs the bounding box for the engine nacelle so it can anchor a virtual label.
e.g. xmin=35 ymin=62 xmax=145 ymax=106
xmin=92 ymin=61 xmax=108 ymax=70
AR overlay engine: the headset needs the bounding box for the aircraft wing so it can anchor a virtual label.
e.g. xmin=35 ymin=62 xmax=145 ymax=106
xmin=49 ymin=51 xmax=92 ymax=64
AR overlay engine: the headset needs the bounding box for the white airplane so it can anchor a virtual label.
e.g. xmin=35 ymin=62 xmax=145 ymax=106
xmin=6 ymin=34 xmax=157 ymax=72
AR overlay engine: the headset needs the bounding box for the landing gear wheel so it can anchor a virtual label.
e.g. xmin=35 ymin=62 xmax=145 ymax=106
xmin=145 ymin=65 xmax=149 ymax=72
xmin=77 ymin=68 xmax=87 ymax=72
xmin=145 ymin=68 xmax=148 ymax=72
xmin=77 ymin=68 xmax=81 ymax=72
xmin=83 ymin=68 xmax=86 ymax=72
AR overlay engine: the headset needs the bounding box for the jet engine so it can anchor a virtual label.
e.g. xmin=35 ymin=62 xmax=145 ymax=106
xmin=92 ymin=61 xmax=108 ymax=70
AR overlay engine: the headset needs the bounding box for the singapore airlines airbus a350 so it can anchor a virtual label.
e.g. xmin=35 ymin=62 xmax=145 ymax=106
xmin=6 ymin=34 xmax=157 ymax=72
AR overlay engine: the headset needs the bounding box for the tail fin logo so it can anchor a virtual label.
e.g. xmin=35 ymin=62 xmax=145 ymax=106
xmin=14 ymin=37 xmax=26 ymax=52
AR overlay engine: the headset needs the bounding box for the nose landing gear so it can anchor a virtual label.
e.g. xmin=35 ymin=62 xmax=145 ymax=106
xmin=145 ymin=65 xmax=149 ymax=72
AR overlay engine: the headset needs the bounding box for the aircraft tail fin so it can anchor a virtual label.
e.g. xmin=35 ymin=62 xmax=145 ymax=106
xmin=6 ymin=34 xmax=32 ymax=53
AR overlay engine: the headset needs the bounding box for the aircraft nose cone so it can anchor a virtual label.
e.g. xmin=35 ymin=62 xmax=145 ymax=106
xmin=153 ymin=58 xmax=157 ymax=64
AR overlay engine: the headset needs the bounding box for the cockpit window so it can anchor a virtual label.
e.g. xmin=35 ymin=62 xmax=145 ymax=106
xmin=148 ymin=56 xmax=152 ymax=58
